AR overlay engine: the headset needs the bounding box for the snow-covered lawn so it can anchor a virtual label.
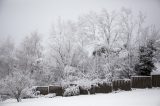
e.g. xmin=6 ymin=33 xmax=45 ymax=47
xmin=2 ymin=88 xmax=160 ymax=106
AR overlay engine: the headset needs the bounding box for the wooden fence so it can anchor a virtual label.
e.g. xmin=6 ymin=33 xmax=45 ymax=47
xmin=131 ymin=76 xmax=152 ymax=88
xmin=113 ymin=80 xmax=131 ymax=91
xmin=49 ymin=85 xmax=63 ymax=96
xmin=36 ymin=86 xmax=48 ymax=95
xmin=95 ymin=82 xmax=112 ymax=93
xmin=79 ymin=86 xmax=89 ymax=95
xmin=36 ymin=75 xmax=160 ymax=96
xmin=152 ymin=75 xmax=160 ymax=87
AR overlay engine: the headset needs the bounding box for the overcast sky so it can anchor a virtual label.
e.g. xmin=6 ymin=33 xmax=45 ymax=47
xmin=0 ymin=0 xmax=160 ymax=42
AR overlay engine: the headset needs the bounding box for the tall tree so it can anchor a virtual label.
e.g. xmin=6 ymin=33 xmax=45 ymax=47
xmin=0 ymin=36 xmax=15 ymax=77
xmin=16 ymin=32 xmax=43 ymax=74
xmin=135 ymin=40 xmax=156 ymax=75
xmin=14 ymin=32 xmax=45 ymax=86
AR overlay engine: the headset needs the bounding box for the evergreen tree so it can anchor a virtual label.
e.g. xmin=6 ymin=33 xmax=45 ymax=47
xmin=135 ymin=40 xmax=156 ymax=76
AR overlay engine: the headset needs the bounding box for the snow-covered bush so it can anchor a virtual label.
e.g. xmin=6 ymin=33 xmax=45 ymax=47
xmin=75 ymin=79 xmax=98 ymax=95
xmin=63 ymin=86 xmax=80 ymax=97
xmin=76 ymin=79 xmax=92 ymax=90
xmin=44 ymin=93 xmax=56 ymax=98
xmin=22 ymin=86 xmax=39 ymax=99
xmin=75 ymin=79 xmax=100 ymax=89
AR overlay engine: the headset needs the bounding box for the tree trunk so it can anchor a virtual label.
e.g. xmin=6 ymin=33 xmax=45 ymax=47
xmin=16 ymin=97 xmax=21 ymax=102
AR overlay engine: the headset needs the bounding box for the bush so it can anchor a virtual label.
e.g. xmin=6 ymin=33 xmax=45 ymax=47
xmin=0 ymin=94 xmax=10 ymax=102
xmin=76 ymin=79 xmax=92 ymax=90
xmin=44 ymin=93 xmax=56 ymax=98
xmin=63 ymin=86 xmax=80 ymax=97
xmin=22 ymin=87 xmax=39 ymax=99
xmin=75 ymin=79 xmax=98 ymax=95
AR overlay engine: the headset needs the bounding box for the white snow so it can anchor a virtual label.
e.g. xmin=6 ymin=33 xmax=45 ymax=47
xmin=1 ymin=88 xmax=160 ymax=106
xmin=152 ymin=62 xmax=160 ymax=75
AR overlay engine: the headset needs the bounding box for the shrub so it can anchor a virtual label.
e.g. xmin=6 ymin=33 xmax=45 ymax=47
xmin=22 ymin=87 xmax=39 ymax=99
xmin=44 ymin=93 xmax=56 ymax=98
xmin=75 ymin=79 xmax=98 ymax=95
xmin=63 ymin=86 xmax=80 ymax=97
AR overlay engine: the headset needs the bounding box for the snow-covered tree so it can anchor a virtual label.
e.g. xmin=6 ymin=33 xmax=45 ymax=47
xmin=0 ymin=36 xmax=15 ymax=78
xmin=16 ymin=32 xmax=43 ymax=73
xmin=135 ymin=40 xmax=156 ymax=76
xmin=49 ymin=20 xmax=81 ymax=83
xmin=2 ymin=71 xmax=32 ymax=102
xmin=14 ymin=32 xmax=45 ymax=86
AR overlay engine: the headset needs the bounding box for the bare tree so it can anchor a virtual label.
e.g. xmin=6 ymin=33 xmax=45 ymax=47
xmin=16 ymin=32 xmax=43 ymax=74
xmin=49 ymin=20 xmax=79 ymax=83
xmin=2 ymin=71 xmax=32 ymax=102
xmin=0 ymin=36 xmax=15 ymax=77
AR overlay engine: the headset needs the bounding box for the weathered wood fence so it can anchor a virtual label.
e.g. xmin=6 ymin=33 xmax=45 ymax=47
xmin=113 ymin=79 xmax=131 ymax=91
xmin=152 ymin=75 xmax=160 ymax=87
xmin=36 ymin=75 xmax=160 ymax=96
xmin=95 ymin=82 xmax=112 ymax=93
xmin=36 ymin=86 xmax=48 ymax=95
xmin=131 ymin=76 xmax=152 ymax=88
xmin=49 ymin=85 xmax=63 ymax=96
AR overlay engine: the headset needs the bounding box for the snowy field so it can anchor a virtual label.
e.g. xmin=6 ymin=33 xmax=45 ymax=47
xmin=1 ymin=88 xmax=160 ymax=106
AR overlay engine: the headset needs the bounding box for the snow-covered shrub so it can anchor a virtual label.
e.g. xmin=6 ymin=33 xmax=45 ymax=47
xmin=76 ymin=79 xmax=92 ymax=90
xmin=44 ymin=93 xmax=56 ymax=98
xmin=75 ymin=79 xmax=98 ymax=95
xmin=22 ymin=86 xmax=38 ymax=99
xmin=63 ymin=86 xmax=80 ymax=97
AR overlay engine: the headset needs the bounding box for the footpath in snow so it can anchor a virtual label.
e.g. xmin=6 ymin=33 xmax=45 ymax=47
xmin=1 ymin=88 xmax=160 ymax=106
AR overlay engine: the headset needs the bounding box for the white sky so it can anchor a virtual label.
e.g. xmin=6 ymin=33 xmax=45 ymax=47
xmin=0 ymin=0 xmax=160 ymax=42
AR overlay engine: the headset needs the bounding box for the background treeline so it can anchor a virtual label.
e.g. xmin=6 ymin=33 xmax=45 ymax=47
xmin=0 ymin=8 xmax=160 ymax=102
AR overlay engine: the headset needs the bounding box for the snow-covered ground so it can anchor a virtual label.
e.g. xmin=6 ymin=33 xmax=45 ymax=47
xmin=1 ymin=88 xmax=160 ymax=106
